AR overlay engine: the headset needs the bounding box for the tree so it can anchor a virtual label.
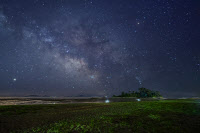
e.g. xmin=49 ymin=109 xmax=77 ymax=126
xmin=113 ymin=88 xmax=162 ymax=98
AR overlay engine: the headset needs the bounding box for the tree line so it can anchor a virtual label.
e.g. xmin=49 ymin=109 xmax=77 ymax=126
xmin=113 ymin=88 xmax=162 ymax=98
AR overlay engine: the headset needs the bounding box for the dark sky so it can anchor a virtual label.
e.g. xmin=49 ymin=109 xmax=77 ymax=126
xmin=0 ymin=0 xmax=200 ymax=97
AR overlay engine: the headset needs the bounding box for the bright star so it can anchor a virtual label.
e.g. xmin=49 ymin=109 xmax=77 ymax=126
xmin=13 ymin=78 xmax=17 ymax=81
xmin=90 ymin=75 xmax=95 ymax=79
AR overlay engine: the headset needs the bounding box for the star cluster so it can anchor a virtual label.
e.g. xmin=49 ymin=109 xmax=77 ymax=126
xmin=0 ymin=0 xmax=200 ymax=97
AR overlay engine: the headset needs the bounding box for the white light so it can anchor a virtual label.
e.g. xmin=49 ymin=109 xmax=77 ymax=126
xmin=13 ymin=78 xmax=17 ymax=81
xmin=105 ymin=99 xmax=110 ymax=103
xmin=136 ymin=99 xmax=141 ymax=102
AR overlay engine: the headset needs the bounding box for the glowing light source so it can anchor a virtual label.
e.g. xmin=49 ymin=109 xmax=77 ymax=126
xmin=105 ymin=99 xmax=110 ymax=103
xmin=136 ymin=99 xmax=141 ymax=102
xmin=13 ymin=78 xmax=17 ymax=81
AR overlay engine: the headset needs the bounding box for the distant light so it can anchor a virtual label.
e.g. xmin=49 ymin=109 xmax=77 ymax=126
xmin=13 ymin=78 xmax=17 ymax=81
xmin=105 ymin=99 xmax=110 ymax=103
xmin=136 ymin=99 xmax=141 ymax=102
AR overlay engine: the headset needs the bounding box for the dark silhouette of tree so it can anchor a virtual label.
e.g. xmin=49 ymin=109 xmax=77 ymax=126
xmin=113 ymin=88 xmax=162 ymax=98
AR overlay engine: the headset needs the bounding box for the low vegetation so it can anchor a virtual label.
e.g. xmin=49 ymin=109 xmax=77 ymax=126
xmin=0 ymin=99 xmax=200 ymax=132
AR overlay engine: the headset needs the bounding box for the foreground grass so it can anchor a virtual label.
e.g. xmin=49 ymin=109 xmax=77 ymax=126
xmin=0 ymin=99 xmax=200 ymax=133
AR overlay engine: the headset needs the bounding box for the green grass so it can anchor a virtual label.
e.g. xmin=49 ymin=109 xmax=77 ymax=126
xmin=0 ymin=99 xmax=200 ymax=133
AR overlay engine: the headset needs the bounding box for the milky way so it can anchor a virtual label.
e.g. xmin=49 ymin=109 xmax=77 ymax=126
xmin=0 ymin=0 xmax=200 ymax=97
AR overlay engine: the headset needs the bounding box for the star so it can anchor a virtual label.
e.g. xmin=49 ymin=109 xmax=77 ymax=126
xmin=90 ymin=75 xmax=95 ymax=79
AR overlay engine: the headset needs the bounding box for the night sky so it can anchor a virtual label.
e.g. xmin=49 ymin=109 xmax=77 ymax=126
xmin=0 ymin=0 xmax=200 ymax=97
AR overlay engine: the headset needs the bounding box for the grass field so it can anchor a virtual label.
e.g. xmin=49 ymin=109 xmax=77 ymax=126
xmin=0 ymin=99 xmax=200 ymax=133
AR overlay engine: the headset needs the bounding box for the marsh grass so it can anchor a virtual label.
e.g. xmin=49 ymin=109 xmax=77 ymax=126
xmin=0 ymin=99 xmax=200 ymax=133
